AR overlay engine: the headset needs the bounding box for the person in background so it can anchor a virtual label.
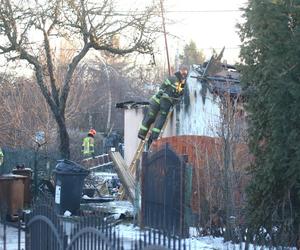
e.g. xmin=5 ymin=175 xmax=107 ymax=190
xmin=82 ymin=129 xmax=96 ymax=157
xmin=104 ymin=131 xmax=121 ymax=153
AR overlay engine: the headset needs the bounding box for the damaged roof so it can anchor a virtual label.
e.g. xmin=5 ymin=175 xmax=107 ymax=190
xmin=191 ymin=63 xmax=242 ymax=97
xmin=116 ymin=101 xmax=149 ymax=109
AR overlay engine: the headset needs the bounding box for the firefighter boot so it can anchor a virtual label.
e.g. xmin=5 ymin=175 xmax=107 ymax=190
xmin=138 ymin=124 xmax=148 ymax=140
xmin=146 ymin=136 xmax=153 ymax=149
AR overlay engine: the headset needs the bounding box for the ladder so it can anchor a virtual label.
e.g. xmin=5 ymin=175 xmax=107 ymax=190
xmin=81 ymin=153 xmax=113 ymax=170
xmin=115 ymin=109 xmax=173 ymax=201
xmin=128 ymin=127 xmax=151 ymax=173
xmin=129 ymin=108 xmax=173 ymax=173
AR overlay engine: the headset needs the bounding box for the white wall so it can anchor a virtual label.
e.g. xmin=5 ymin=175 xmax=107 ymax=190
xmin=177 ymin=68 xmax=221 ymax=137
xmin=124 ymin=108 xmax=144 ymax=166
xmin=123 ymin=106 xmax=177 ymax=166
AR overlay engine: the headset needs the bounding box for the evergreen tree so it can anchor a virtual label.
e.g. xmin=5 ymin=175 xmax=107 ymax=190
xmin=179 ymin=40 xmax=205 ymax=65
xmin=239 ymin=0 xmax=300 ymax=242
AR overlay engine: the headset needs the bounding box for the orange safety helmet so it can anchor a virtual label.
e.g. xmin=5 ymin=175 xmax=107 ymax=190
xmin=88 ymin=129 xmax=96 ymax=136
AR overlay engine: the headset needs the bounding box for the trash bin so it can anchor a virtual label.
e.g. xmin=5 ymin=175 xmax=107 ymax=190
xmin=53 ymin=159 xmax=89 ymax=215
xmin=0 ymin=174 xmax=26 ymax=220
xmin=12 ymin=168 xmax=32 ymax=207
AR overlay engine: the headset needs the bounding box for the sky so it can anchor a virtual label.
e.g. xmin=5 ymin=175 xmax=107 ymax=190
xmin=125 ymin=0 xmax=248 ymax=65
xmin=0 ymin=0 xmax=248 ymax=76
xmin=165 ymin=0 xmax=247 ymax=64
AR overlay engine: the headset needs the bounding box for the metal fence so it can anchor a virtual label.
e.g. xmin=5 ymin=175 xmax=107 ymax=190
xmin=1 ymin=200 xmax=300 ymax=249
xmin=1 ymin=199 xmax=188 ymax=250
xmin=141 ymin=144 xmax=190 ymax=238
xmin=0 ymin=147 xmax=59 ymax=180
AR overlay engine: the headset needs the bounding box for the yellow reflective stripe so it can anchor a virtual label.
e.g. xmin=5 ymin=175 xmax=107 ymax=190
xmin=164 ymin=79 xmax=176 ymax=89
xmin=83 ymin=142 xmax=90 ymax=154
xmin=152 ymin=128 xmax=161 ymax=133
xmin=154 ymin=97 xmax=160 ymax=103
xmin=140 ymin=125 xmax=148 ymax=131
xmin=164 ymin=79 xmax=172 ymax=85
xmin=82 ymin=137 xmax=94 ymax=154
xmin=151 ymin=95 xmax=160 ymax=104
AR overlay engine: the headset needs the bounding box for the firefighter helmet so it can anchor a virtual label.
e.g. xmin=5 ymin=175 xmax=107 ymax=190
xmin=88 ymin=129 xmax=96 ymax=136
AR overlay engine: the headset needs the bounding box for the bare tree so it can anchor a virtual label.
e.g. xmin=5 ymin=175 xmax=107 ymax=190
xmin=216 ymin=87 xmax=249 ymax=241
xmin=0 ymin=0 xmax=160 ymax=158
xmin=0 ymin=74 xmax=54 ymax=148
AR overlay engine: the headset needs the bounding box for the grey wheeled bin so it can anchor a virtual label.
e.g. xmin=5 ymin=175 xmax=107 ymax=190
xmin=53 ymin=159 xmax=89 ymax=215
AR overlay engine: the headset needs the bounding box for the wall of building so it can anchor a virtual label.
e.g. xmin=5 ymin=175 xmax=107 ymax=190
xmin=123 ymin=107 xmax=176 ymax=166
xmin=177 ymin=68 xmax=221 ymax=137
xmin=124 ymin=108 xmax=144 ymax=166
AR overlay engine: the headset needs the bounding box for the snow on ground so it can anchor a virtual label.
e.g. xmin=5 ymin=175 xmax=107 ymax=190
xmin=0 ymin=224 xmax=25 ymax=250
xmin=116 ymin=223 xmax=249 ymax=250
xmin=0 ymin=222 xmax=272 ymax=250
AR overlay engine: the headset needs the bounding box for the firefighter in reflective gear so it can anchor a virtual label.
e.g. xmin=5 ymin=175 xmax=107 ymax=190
xmin=138 ymin=65 xmax=189 ymax=143
xmin=82 ymin=129 xmax=96 ymax=157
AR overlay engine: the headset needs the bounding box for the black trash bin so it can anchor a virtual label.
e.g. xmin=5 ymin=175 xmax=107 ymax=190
xmin=53 ymin=159 xmax=89 ymax=215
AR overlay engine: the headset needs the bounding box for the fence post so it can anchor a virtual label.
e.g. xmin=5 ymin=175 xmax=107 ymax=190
xmin=18 ymin=217 xmax=21 ymax=250
xmin=24 ymin=211 xmax=30 ymax=250
xmin=3 ymin=217 xmax=6 ymax=250
xmin=63 ymin=233 xmax=68 ymax=250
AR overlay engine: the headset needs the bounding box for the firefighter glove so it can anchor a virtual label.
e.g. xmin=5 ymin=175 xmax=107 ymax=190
xmin=176 ymin=82 xmax=184 ymax=93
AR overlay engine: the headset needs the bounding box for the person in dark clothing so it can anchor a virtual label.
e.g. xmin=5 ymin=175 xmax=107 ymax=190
xmin=138 ymin=65 xmax=189 ymax=143
xmin=104 ymin=131 xmax=121 ymax=153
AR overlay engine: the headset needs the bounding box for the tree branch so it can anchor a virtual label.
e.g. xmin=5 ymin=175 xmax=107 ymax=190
xmin=59 ymin=42 xmax=91 ymax=114
xmin=43 ymin=29 xmax=60 ymax=107
xmin=19 ymin=49 xmax=59 ymax=117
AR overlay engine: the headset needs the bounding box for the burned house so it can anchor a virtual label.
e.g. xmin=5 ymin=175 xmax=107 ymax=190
xmin=116 ymin=62 xmax=251 ymax=227
xmin=178 ymin=63 xmax=246 ymax=139
xmin=117 ymin=63 xmax=247 ymax=161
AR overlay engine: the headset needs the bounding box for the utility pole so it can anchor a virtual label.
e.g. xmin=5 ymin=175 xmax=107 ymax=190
xmin=160 ymin=0 xmax=171 ymax=76
xmin=175 ymin=47 xmax=179 ymax=71
xmin=89 ymin=113 xmax=93 ymax=129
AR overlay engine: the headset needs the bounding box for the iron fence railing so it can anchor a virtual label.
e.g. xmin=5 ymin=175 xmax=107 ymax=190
xmin=1 ymin=200 xmax=189 ymax=250
xmin=1 ymin=203 xmax=299 ymax=250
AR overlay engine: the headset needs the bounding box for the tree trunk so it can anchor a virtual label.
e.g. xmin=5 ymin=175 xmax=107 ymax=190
xmin=56 ymin=116 xmax=70 ymax=159
xmin=224 ymin=126 xmax=235 ymax=241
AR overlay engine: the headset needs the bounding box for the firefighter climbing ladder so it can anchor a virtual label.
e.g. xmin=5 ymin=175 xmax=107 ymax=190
xmin=127 ymin=48 xmax=225 ymax=176
xmin=110 ymin=109 xmax=173 ymax=201
xmin=129 ymin=108 xmax=173 ymax=173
